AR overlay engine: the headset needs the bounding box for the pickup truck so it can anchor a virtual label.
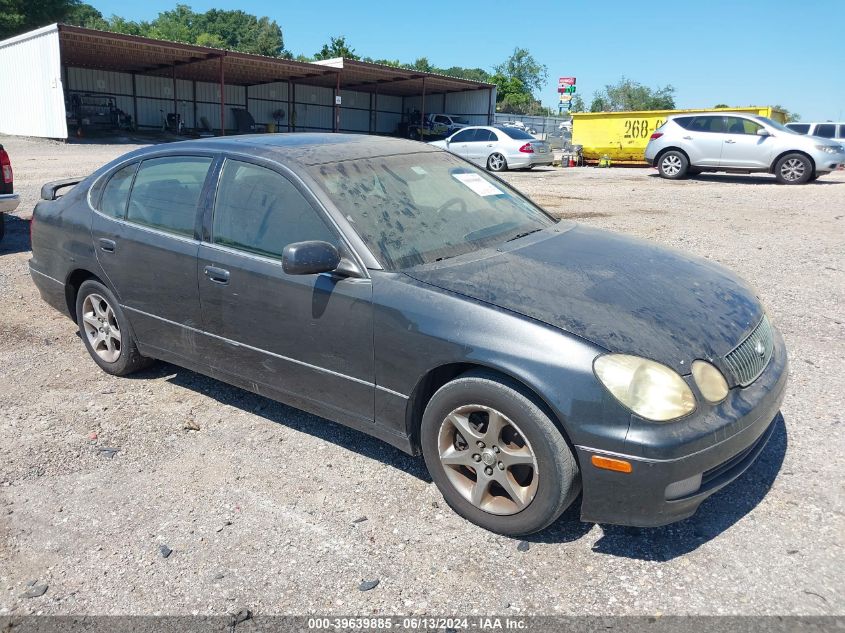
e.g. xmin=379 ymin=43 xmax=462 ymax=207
xmin=0 ymin=144 xmax=20 ymax=242
xmin=409 ymin=113 xmax=470 ymax=140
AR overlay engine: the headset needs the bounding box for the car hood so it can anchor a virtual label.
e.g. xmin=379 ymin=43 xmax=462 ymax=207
xmin=404 ymin=225 xmax=763 ymax=373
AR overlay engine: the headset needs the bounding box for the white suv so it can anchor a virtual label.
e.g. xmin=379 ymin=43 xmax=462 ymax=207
xmin=645 ymin=113 xmax=845 ymax=184
xmin=785 ymin=121 xmax=845 ymax=143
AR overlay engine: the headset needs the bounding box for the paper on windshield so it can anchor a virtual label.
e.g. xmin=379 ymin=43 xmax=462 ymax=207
xmin=452 ymin=172 xmax=504 ymax=197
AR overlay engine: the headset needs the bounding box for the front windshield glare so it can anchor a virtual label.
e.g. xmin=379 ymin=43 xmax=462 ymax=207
xmin=755 ymin=116 xmax=796 ymax=134
xmin=310 ymin=152 xmax=555 ymax=270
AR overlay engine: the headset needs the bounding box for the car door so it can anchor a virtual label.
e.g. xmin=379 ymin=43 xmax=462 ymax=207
xmin=469 ymin=129 xmax=497 ymax=166
xmin=720 ymin=116 xmax=772 ymax=169
xmin=678 ymin=115 xmax=727 ymax=166
xmin=196 ymin=156 xmax=374 ymax=425
xmin=91 ymin=154 xmax=213 ymax=362
xmin=446 ymin=128 xmax=477 ymax=160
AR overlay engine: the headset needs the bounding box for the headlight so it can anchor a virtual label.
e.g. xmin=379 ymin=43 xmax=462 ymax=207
xmin=815 ymin=144 xmax=841 ymax=154
xmin=594 ymin=354 xmax=696 ymax=422
xmin=691 ymin=360 xmax=729 ymax=403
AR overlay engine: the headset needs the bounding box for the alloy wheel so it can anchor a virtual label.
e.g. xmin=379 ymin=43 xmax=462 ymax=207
xmin=488 ymin=153 xmax=506 ymax=171
xmin=437 ymin=405 xmax=539 ymax=515
xmin=661 ymin=154 xmax=683 ymax=176
xmin=780 ymin=158 xmax=805 ymax=182
xmin=81 ymin=293 xmax=122 ymax=363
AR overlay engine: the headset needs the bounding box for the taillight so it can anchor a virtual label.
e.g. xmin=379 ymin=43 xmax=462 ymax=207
xmin=519 ymin=143 xmax=534 ymax=153
xmin=0 ymin=149 xmax=11 ymax=184
xmin=649 ymin=132 xmax=664 ymax=140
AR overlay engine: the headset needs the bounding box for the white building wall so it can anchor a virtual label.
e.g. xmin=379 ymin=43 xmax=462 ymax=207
xmin=0 ymin=24 xmax=67 ymax=138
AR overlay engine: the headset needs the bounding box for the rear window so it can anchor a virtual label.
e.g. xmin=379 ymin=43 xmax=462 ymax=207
xmin=126 ymin=156 xmax=212 ymax=237
xmin=815 ymin=124 xmax=836 ymax=138
xmin=497 ymin=127 xmax=534 ymax=140
xmin=839 ymin=125 xmax=845 ymax=139
xmin=786 ymin=123 xmax=810 ymax=134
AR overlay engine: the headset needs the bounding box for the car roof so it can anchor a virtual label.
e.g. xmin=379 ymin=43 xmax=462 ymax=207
xmin=668 ymin=112 xmax=761 ymax=119
xmin=128 ymin=133 xmax=439 ymax=166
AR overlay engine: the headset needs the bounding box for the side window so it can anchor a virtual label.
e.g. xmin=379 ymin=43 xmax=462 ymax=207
xmin=838 ymin=125 xmax=845 ymax=139
xmin=435 ymin=115 xmax=449 ymax=124
xmin=815 ymin=123 xmax=836 ymax=138
xmin=725 ymin=117 xmax=762 ymax=135
xmin=126 ymin=156 xmax=212 ymax=237
xmin=450 ymin=129 xmax=475 ymax=143
xmin=673 ymin=116 xmax=694 ymax=129
xmin=477 ymin=129 xmax=496 ymax=142
xmin=98 ymin=163 xmax=137 ymax=218
xmin=212 ymin=160 xmax=336 ymax=259
xmin=689 ymin=116 xmax=725 ymax=133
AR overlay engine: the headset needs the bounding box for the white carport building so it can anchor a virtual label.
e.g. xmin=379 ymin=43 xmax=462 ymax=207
xmin=0 ymin=24 xmax=496 ymax=140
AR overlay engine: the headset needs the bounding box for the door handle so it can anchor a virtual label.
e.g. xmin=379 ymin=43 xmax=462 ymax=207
xmin=725 ymin=139 xmax=736 ymax=144
xmin=682 ymin=136 xmax=693 ymax=140
xmin=98 ymin=238 xmax=116 ymax=253
xmin=204 ymin=265 xmax=230 ymax=284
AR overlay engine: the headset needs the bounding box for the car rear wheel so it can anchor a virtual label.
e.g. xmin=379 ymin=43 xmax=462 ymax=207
xmin=487 ymin=153 xmax=508 ymax=172
xmin=775 ymin=153 xmax=812 ymax=184
xmin=657 ymin=151 xmax=689 ymax=179
xmin=76 ymin=279 xmax=153 ymax=376
xmin=420 ymin=370 xmax=580 ymax=535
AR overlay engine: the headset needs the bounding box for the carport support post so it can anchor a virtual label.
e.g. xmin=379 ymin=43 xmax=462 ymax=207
xmin=334 ymin=72 xmax=341 ymax=133
xmin=487 ymin=88 xmax=494 ymax=125
xmin=421 ymin=77 xmax=426 ymax=138
xmin=219 ymin=55 xmax=226 ymax=136
xmin=373 ymin=86 xmax=378 ymax=135
xmin=131 ymin=73 xmax=138 ymax=131
xmin=171 ymin=63 xmax=177 ymax=118
xmin=288 ymin=80 xmax=294 ymax=132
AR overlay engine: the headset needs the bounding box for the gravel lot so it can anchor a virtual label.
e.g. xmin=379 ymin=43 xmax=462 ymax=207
xmin=1 ymin=134 xmax=843 ymax=618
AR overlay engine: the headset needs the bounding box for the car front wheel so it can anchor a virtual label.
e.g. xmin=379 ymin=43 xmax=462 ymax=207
xmin=76 ymin=279 xmax=153 ymax=376
xmin=657 ymin=151 xmax=689 ymax=179
xmin=420 ymin=370 xmax=580 ymax=535
xmin=775 ymin=154 xmax=812 ymax=184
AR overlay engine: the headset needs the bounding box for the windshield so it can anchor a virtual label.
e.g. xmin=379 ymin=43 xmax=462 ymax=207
xmin=755 ymin=116 xmax=798 ymax=134
xmin=310 ymin=151 xmax=555 ymax=270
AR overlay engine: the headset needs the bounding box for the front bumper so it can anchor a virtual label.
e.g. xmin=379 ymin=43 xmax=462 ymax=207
xmin=0 ymin=193 xmax=20 ymax=214
xmin=577 ymin=327 xmax=789 ymax=527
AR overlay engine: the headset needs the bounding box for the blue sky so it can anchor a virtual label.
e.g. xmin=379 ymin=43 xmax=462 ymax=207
xmin=89 ymin=0 xmax=845 ymax=121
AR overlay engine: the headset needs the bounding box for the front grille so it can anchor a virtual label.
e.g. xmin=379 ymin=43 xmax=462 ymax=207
xmin=724 ymin=315 xmax=774 ymax=386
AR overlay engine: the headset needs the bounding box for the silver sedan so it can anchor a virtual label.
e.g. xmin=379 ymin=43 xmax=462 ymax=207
xmin=429 ymin=126 xmax=552 ymax=172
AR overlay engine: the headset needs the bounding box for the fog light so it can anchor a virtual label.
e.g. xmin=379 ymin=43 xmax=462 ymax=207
xmin=665 ymin=473 xmax=702 ymax=500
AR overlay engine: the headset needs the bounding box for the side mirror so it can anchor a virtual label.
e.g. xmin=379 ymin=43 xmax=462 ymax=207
xmin=756 ymin=128 xmax=771 ymax=137
xmin=282 ymin=240 xmax=341 ymax=275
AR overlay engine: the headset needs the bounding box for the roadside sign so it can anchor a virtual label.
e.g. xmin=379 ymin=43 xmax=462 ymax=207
xmin=558 ymin=77 xmax=576 ymax=87
xmin=557 ymin=85 xmax=577 ymax=94
xmin=559 ymin=94 xmax=572 ymax=103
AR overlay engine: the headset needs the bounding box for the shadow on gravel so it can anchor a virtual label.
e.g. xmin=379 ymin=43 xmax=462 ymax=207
xmin=131 ymin=362 xmax=433 ymax=482
xmin=585 ymin=414 xmax=788 ymax=561
xmin=647 ymin=173 xmax=842 ymax=185
xmin=0 ymin=215 xmax=31 ymax=255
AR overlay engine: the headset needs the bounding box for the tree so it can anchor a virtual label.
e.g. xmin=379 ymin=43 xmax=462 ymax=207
xmin=65 ymin=2 xmax=108 ymax=29
xmin=314 ymin=35 xmax=359 ymax=60
xmin=772 ymin=105 xmax=801 ymax=122
xmin=569 ymin=94 xmax=586 ymax=113
xmin=0 ymin=0 xmax=82 ymax=38
xmin=590 ymin=77 xmax=675 ymax=112
xmin=494 ymin=47 xmax=547 ymax=95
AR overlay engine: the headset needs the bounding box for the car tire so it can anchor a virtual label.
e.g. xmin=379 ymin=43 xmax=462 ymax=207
xmin=657 ymin=150 xmax=689 ymax=179
xmin=487 ymin=153 xmax=508 ymax=172
xmin=774 ymin=153 xmax=812 ymax=184
xmin=420 ymin=369 xmax=580 ymax=536
xmin=75 ymin=279 xmax=153 ymax=376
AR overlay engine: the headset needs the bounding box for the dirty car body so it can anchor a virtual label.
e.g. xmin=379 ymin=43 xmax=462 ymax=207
xmin=29 ymin=134 xmax=788 ymax=533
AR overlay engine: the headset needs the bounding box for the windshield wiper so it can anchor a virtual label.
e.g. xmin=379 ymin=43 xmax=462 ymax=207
xmin=505 ymin=228 xmax=542 ymax=243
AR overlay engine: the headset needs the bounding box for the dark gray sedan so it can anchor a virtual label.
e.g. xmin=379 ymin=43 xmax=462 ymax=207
xmin=29 ymin=134 xmax=788 ymax=535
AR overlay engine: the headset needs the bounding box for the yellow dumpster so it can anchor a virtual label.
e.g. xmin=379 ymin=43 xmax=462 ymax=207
xmin=571 ymin=106 xmax=787 ymax=164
